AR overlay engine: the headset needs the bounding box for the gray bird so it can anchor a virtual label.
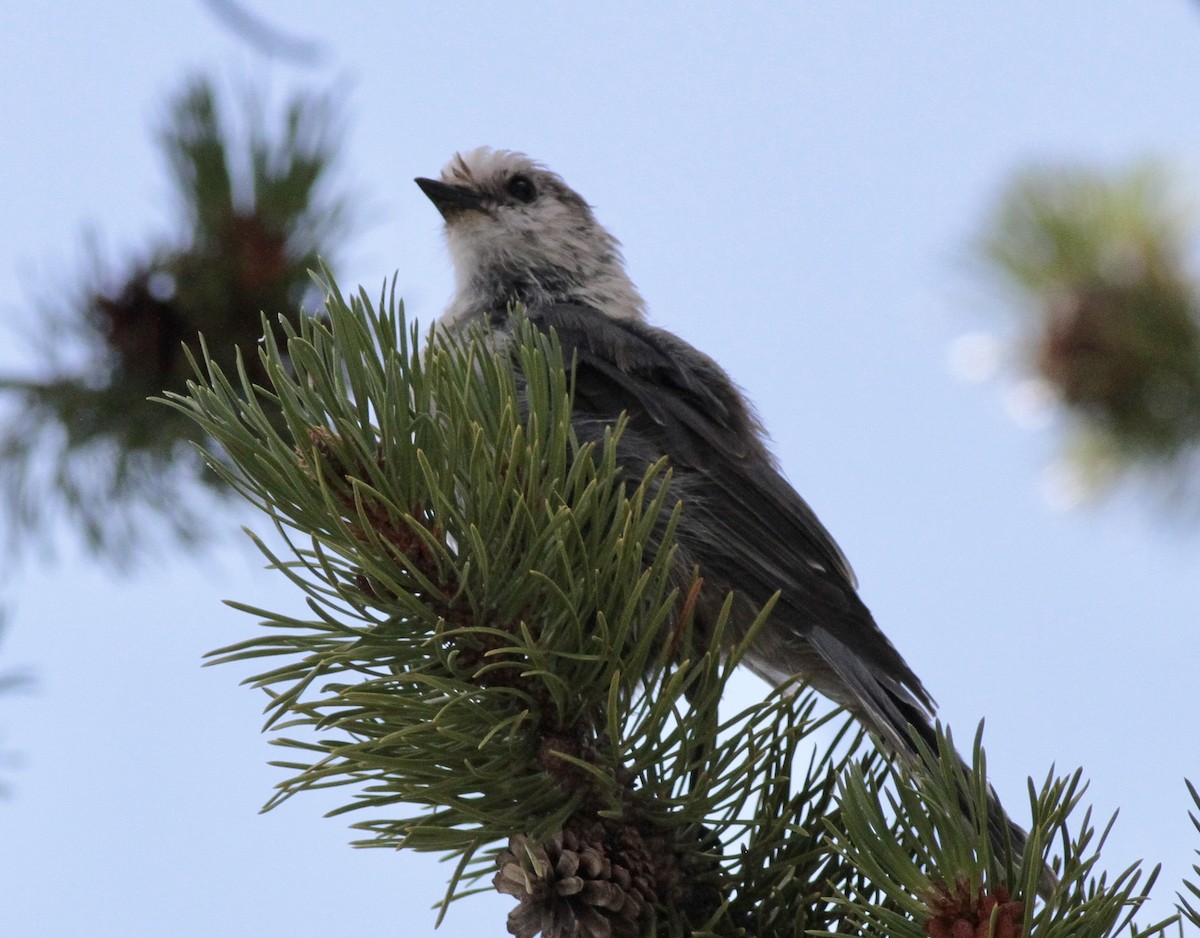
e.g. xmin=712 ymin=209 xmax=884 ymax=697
xmin=416 ymin=147 xmax=1036 ymax=874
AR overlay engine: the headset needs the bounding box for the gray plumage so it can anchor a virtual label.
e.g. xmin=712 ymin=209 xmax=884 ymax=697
xmin=416 ymin=147 xmax=1037 ymax=875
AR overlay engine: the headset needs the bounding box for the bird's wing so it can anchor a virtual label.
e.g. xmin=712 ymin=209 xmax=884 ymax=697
xmin=526 ymin=302 xmax=861 ymax=594
xmin=525 ymin=302 xmax=935 ymax=718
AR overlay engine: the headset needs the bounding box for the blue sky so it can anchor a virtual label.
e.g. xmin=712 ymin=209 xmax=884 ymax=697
xmin=2 ymin=3 xmax=1200 ymax=935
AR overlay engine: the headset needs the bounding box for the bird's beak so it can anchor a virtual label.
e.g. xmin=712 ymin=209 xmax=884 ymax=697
xmin=415 ymin=177 xmax=485 ymax=220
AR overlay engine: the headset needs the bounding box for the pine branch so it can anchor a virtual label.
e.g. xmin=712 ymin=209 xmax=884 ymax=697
xmin=166 ymin=273 xmax=1192 ymax=937
xmin=823 ymin=724 xmax=1184 ymax=938
xmin=0 ymin=75 xmax=352 ymax=565
xmin=164 ymin=274 xmax=894 ymax=935
xmin=977 ymin=162 xmax=1200 ymax=509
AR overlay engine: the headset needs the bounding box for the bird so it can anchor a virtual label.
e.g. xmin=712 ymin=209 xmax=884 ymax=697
xmin=415 ymin=147 xmax=1039 ymax=879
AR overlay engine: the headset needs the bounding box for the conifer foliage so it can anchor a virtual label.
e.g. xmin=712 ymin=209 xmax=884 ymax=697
xmin=979 ymin=164 xmax=1200 ymax=505
xmin=169 ymin=278 xmax=1196 ymax=936
xmin=0 ymin=76 xmax=349 ymax=563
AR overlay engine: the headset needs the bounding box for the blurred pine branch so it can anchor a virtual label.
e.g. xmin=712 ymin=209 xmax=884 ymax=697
xmin=0 ymin=74 xmax=353 ymax=566
xmin=978 ymin=163 xmax=1200 ymax=506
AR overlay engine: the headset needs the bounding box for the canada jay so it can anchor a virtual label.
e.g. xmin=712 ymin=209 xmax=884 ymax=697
xmin=416 ymin=148 xmax=1034 ymax=868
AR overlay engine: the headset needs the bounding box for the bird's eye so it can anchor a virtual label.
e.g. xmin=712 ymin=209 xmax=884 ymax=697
xmin=505 ymin=174 xmax=537 ymax=203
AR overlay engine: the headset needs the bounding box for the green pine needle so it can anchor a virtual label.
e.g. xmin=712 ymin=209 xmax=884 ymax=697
xmin=166 ymin=271 xmax=1197 ymax=936
xmin=165 ymin=271 xmax=878 ymax=932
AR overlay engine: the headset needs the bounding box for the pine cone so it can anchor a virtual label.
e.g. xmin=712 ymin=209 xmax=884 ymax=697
xmin=494 ymin=824 xmax=653 ymax=938
xmin=924 ymin=881 xmax=1024 ymax=938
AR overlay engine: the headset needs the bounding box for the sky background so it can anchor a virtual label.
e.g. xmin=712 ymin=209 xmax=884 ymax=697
xmin=2 ymin=2 xmax=1200 ymax=936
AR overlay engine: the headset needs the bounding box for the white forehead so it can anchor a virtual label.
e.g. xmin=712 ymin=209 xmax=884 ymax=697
xmin=440 ymin=147 xmax=550 ymax=187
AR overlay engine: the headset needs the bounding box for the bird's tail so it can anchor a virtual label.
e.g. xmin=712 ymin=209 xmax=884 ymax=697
xmin=802 ymin=625 xmax=1058 ymax=898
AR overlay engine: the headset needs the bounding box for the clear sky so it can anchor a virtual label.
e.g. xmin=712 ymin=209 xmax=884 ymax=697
xmin=2 ymin=3 xmax=1200 ymax=936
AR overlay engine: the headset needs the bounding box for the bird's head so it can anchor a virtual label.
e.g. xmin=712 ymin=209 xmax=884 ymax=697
xmin=416 ymin=148 xmax=646 ymax=324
